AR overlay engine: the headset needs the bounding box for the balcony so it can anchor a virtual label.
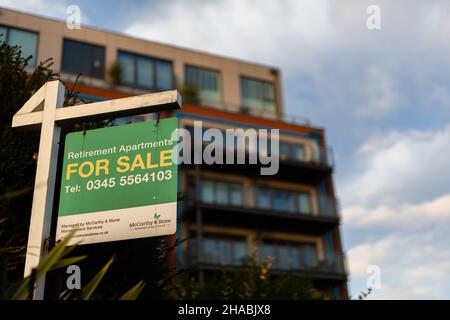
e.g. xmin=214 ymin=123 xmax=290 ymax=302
xmin=193 ymin=101 xmax=313 ymax=126
xmin=276 ymin=145 xmax=334 ymax=183
xmin=180 ymin=121 xmax=334 ymax=182
xmin=184 ymin=241 xmax=347 ymax=282
xmin=183 ymin=192 xmax=340 ymax=233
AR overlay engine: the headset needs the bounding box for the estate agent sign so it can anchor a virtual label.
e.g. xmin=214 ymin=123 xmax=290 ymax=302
xmin=12 ymin=80 xmax=181 ymax=299
xmin=57 ymin=118 xmax=178 ymax=245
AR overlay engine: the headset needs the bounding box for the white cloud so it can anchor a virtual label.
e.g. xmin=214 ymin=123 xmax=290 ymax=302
xmin=344 ymin=193 xmax=450 ymax=229
xmin=0 ymin=0 xmax=90 ymax=25
xmin=356 ymin=65 xmax=400 ymax=118
xmin=343 ymin=124 xmax=450 ymax=299
xmin=123 ymin=0 xmax=450 ymax=123
xmin=125 ymin=0 xmax=336 ymax=76
xmin=0 ymin=0 xmax=67 ymax=18
xmin=347 ymin=224 xmax=450 ymax=299
xmin=341 ymin=124 xmax=450 ymax=207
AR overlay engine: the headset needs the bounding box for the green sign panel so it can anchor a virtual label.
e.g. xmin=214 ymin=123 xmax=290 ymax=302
xmin=56 ymin=117 xmax=178 ymax=245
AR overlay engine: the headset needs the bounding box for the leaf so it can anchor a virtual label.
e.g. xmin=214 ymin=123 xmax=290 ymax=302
xmin=51 ymin=256 xmax=87 ymax=270
xmin=9 ymin=231 xmax=77 ymax=299
xmin=118 ymin=280 xmax=146 ymax=300
xmin=81 ymin=255 xmax=115 ymax=300
xmin=0 ymin=246 xmax=24 ymax=254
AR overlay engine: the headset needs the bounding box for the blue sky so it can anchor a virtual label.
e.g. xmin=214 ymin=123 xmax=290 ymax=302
xmin=3 ymin=0 xmax=450 ymax=299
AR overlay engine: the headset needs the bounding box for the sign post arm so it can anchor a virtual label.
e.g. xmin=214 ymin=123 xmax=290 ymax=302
xmin=23 ymin=80 xmax=65 ymax=299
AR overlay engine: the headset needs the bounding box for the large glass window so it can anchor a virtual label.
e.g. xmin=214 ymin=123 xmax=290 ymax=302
xmin=185 ymin=65 xmax=222 ymax=103
xmin=273 ymin=190 xmax=287 ymax=211
xmin=303 ymin=244 xmax=317 ymax=268
xmin=216 ymin=182 xmax=229 ymax=205
xmin=279 ymin=141 xmax=306 ymax=162
xmin=256 ymin=187 xmax=271 ymax=209
xmin=229 ymin=184 xmax=243 ymax=206
xmin=255 ymin=187 xmax=312 ymax=215
xmin=261 ymin=241 xmax=317 ymax=270
xmin=241 ymin=77 xmax=276 ymax=112
xmin=298 ymin=192 xmax=312 ymax=214
xmin=118 ymin=51 xmax=173 ymax=90
xmin=0 ymin=25 xmax=38 ymax=66
xmin=200 ymin=234 xmax=247 ymax=265
xmin=201 ymin=180 xmax=215 ymax=203
xmin=261 ymin=243 xmax=275 ymax=261
xmin=200 ymin=180 xmax=243 ymax=206
xmin=62 ymin=39 xmax=105 ymax=78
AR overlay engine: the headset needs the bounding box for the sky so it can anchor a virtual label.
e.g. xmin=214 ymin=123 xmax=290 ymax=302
xmin=2 ymin=0 xmax=450 ymax=299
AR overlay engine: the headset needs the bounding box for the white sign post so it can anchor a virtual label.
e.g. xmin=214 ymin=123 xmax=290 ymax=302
xmin=12 ymin=80 xmax=181 ymax=299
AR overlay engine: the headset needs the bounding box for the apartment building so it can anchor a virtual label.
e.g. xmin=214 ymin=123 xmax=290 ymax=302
xmin=0 ymin=7 xmax=348 ymax=299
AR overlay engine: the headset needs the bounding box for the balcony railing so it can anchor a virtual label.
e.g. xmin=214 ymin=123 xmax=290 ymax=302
xmin=319 ymin=195 xmax=340 ymax=218
xmin=186 ymin=188 xmax=340 ymax=220
xmin=278 ymin=144 xmax=335 ymax=169
xmin=185 ymin=241 xmax=346 ymax=276
xmin=195 ymin=101 xmax=313 ymax=127
xmin=184 ymin=136 xmax=335 ymax=171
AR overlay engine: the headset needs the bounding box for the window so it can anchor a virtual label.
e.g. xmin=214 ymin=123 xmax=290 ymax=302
xmin=256 ymin=187 xmax=271 ymax=209
xmin=280 ymin=143 xmax=291 ymax=159
xmin=241 ymin=77 xmax=276 ymax=112
xmin=261 ymin=241 xmax=317 ymax=270
xmin=62 ymin=39 xmax=105 ymax=78
xmin=216 ymin=182 xmax=228 ymax=205
xmin=279 ymin=141 xmax=306 ymax=162
xmin=0 ymin=26 xmax=38 ymax=66
xmin=201 ymin=180 xmax=243 ymax=206
xmin=185 ymin=65 xmax=221 ymax=103
xmin=118 ymin=51 xmax=173 ymax=90
xmin=199 ymin=234 xmax=247 ymax=265
xmin=292 ymin=145 xmax=306 ymax=161
xmin=273 ymin=190 xmax=296 ymax=213
xmin=255 ymin=187 xmax=312 ymax=215
xmin=273 ymin=190 xmax=285 ymax=211
xmin=261 ymin=243 xmax=275 ymax=261
xmin=229 ymin=184 xmax=243 ymax=206
xmin=298 ymin=192 xmax=312 ymax=214
xmin=201 ymin=180 xmax=215 ymax=203
xmin=303 ymin=244 xmax=317 ymax=268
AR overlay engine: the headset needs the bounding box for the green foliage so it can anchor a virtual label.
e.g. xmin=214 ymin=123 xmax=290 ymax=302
xmin=180 ymin=84 xmax=200 ymax=104
xmin=167 ymin=252 xmax=331 ymax=300
xmin=119 ymin=280 xmax=146 ymax=300
xmin=1 ymin=231 xmax=146 ymax=300
xmin=0 ymin=41 xmax=57 ymax=125
xmin=4 ymin=231 xmax=84 ymax=300
xmin=107 ymin=62 xmax=123 ymax=86
xmin=0 ymin=42 xmax=59 ymax=281
xmin=81 ymin=255 xmax=115 ymax=300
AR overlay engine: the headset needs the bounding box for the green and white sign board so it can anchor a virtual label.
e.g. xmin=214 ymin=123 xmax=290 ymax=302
xmin=56 ymin=117 xmax=178 ymax=245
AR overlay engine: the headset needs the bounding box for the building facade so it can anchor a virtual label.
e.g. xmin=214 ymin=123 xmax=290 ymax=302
xmin=0 ymin=7 xmax=348 ymax=299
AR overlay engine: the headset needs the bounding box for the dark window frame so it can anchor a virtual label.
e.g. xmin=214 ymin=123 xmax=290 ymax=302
xmin=255 ymin=186 xmax=312 ymax=215
xmin=240 ymin=75 xmax=277 ymax=112
xmin=191 ymin=232 xmax=248 ymax=266
xmin=61 ymin=38 xmax=106 ymax=79
xmin=184 ymin=64 xmax=223 ymax=103
xmin=279 ymin=141 xmax=307 ymax=161
xmin=261 ymin=239 xmax=318 ymax=269
xmin=117 ymin=50 xmax=174 ymax=91
xmin=201 ymin=179 xmax=244 ymax=206
xmin=0 ymin=24 xmax=39 ymax=66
